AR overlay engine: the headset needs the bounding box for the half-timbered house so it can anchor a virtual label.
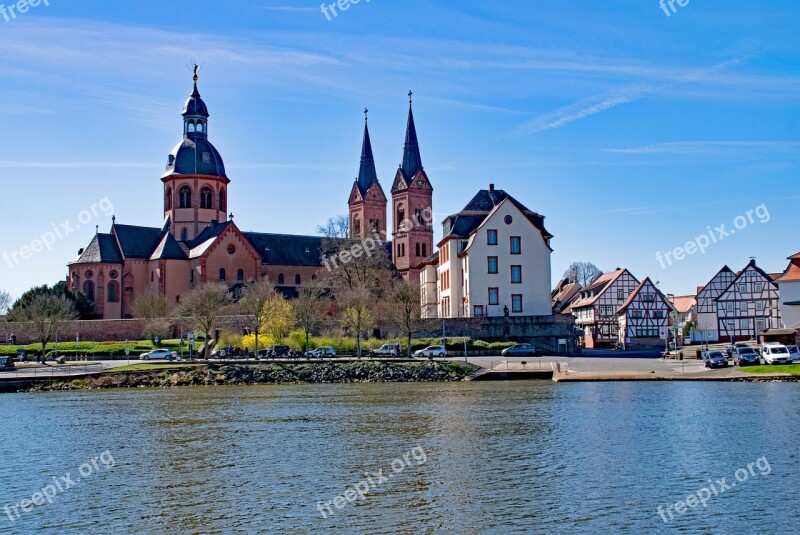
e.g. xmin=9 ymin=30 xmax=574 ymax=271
xmin=617 ymin=278 xmax=675 ymax=349
xmin=695 ymin=266 xmax=736 ymax=343
xmin=716 ymin=260 xmax=781 ymax=342
xmin=570 ymin=268 xmax=640 ymax=348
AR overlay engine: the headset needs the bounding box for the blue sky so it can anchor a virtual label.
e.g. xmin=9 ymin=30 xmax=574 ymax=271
xmin=0 ymin=0 xmax=797 ymax=300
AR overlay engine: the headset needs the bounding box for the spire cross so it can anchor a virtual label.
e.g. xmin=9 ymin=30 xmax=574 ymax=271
xmin=408 ymin=90 xmax=413 ymax=105
xmin=364 ymin=108 xmax=368 ymax=122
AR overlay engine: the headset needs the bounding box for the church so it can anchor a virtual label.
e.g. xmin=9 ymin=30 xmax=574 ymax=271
xmin=67 ymin=70 xmax=434 ymax=319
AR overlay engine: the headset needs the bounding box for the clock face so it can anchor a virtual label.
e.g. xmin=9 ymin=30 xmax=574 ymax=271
xmin=417 ymin=180 xmax=424 ymax=188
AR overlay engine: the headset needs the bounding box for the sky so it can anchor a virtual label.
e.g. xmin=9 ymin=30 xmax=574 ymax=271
xmin=0 ymin=0 xmax=797 ymax=301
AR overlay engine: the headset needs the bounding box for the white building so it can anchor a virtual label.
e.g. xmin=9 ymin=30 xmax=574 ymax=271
xmin=775 ymin=252 xmax=800 ymax=330
xmin=420 ymin=185 xmax=553 ymax=318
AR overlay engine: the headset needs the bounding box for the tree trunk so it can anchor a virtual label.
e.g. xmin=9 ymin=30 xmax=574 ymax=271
xmin=407 ymin=333 xmax=412 ymax=358
xmin=255 ymin=331 xmax=259 ymax=358
xmin=305 ymin=330 xmax=310 ymax=353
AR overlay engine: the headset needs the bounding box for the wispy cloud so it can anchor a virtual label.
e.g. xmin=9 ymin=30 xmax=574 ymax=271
xmin=606 ymin=141 xmax=800 ymax=155
xmin=0 ymin=161 xmax=156 ymax=169
xmin=516 ymin=85 xmax=648 ymax=134
xmin=257 ymin=5 xmax=316 ymax=12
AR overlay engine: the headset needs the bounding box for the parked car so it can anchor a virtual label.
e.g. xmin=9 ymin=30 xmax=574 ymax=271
xmin=0 ymin=356 xmax=15 ymax=371
xmin=785 ymin=345 xmax=800 ymax=363
xmin=306 ymin=347 xmax=337 ymax=358
xmin=501 ymin=344 xmax=537 ymax=357
xmin=370 ymin=344 xmax=402 ymax=357
xmin=413 ymin=346 xmax=447 ymax=358
xmin=266 ymin=346 xmax=291 ymax=358
xmin=139 ymin=349 xmax=176 ymax=361
xmin=733 ymin=346 xmax=760 ymax=366
xmin=702 ymin=350 xmax=729 ymax=369
xmin=760 ymin=344 xmax=791 ymax=365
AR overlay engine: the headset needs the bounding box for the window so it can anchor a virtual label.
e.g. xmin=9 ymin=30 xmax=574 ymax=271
xmin=219 ymin=190 xmax=225 ymax=212
xmin=488 ymin=288 xmax=499 ymax=305
xmin=474 ymin=305 xmax=484 ymax=317
xmin=295 ymin=274 xmax=302 ymax=285
xmin=166 ymin=188 xmax=173 ymax=210
xmin=237 ymin=269 xmax=244 ymax=282
xmin=422 ymin=244 xmax=427 ymax=257
xmin=487 ymin=230 xmax=498 ymax=245
xmin=756 ymin=301 xmax=765 ymax=311
xmin=416 ymin=243 xmax=421 ymax=257
xmin=754 ymin=283 xmax=763 ymax=293
xmin=200 ymin=187 xmax=213 ymax=209
xmin=511 ymin=265 xmax=522 ymax=284
xmin=653 ymin=311 xmax=664 ymax=319
xmin=181 ymin=228 xmax=188 ymax=242
xmin=397 ymin=207 xmax=405 ymax=227
xmin=219 ymin=268 xmax=226 ymax=282
xmin=727 ymin=321 xmax=735 ymax=331
xmin=188 ymin=121 xmax=195 ymax=133
xmin=617 ymin=289 xmax=625 ymax=301
xmin=201 ymin=152 xmax=211 ymax=164
xmin=190 ymin=270 xmax=194 ymax=284
xmin=488 ymin=257 xmax=498 ymax=274
xmin=510 ymin=237 xmax=521 ymax=255
xmin=197 ymin=121 xmax=204 ymax=133
xmin=179 ymin=186 xmax=192 ymax=208
xmin=107 ymin=282 xmax=119 ymax=303
xmin=739 ymin=284 xmax=747 ymax=293
xmin=278 ymin=274 xmax=285 ymax=285
xmin=83 ymin=281 xmax=95 ymax=302
xmin=512 ymin=295 xmax=523 ymax=313
xmin=740 ymin=302 xmax=748 ymax=312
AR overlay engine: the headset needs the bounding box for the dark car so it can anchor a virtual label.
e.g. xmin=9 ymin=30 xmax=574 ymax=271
xmin=702 ymin=350 xmax=729 ymax=369
xmin=267 ymin=346 xmax=291 ymax=358
xmin=733 ymin=346 xmax=760 ymax=366
xmin=0 ymin=357 xmax=15 ymax=371
xmin=501 ymin=344 xmax=537 ymax=357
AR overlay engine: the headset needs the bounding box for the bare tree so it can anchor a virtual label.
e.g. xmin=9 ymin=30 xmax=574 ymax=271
xmin=9 ymin=294 xmax=77 ymax=361
xmin=131 ymin=290 xmax=169 ymax=343
xmin=180 ymin=284 xmax=232 ymax=359
xmin=317 ymin=215 xmax=350 ymax=239
xmin=563 ymin=261 xmax=602 ymax=287
xmin=339 ymin=285 xmax=374 ymax=358
xmin=388 ymin=279 xmax=423 ymax=358
xmin=0 ymin=290 xmax=11 ymax=316
xmin=238 ymin=278 xmax=275 ymax=356
xmin=294 ymin=279 xmax=328 ymax=352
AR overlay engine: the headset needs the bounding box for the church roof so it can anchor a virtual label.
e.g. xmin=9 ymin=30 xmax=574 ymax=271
xmin=150 ymin=232 xmax=188 ymax=261
xmin=113 ymin=224 xmax=165 ymax=259
xmin=400 ymin=101 xmax=422 ymax=182
xmin=72 ymin=234 xmax=123 ymax=264
xmin=243 ymin=232 xmax=329 ymax=267
xmin=354 ymin=119 xmax=382 ymax=197
xmin=182 ymin=81 xmax=209 ymax=118
xmin=163 ymin=137 xmax=227 ymax=179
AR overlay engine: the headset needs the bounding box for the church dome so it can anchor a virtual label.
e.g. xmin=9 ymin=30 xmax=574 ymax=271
xmin=182 ymin=82 xmax=209 ymax=117
xmin=163 ymin=137 xmax=227 ymax=179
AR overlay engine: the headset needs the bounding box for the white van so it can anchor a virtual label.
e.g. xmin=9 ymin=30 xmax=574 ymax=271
xmin=761 ymin=344 xmax=791 ymax=365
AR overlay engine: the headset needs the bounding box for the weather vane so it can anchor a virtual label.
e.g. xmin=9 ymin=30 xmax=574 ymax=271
xmin=193 ymin=64 xmax=199 ymax=82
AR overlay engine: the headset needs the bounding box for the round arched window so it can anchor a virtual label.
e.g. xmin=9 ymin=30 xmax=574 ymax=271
xmin=504 ymin=215 xmax=513 ymax=225
xmin=109 ymin=270 xmax=119 ymax=279
xmin=227 ymin=245 xmax=236 ymax=255
xmin=85 ymin=270 xmax=93 ymax=279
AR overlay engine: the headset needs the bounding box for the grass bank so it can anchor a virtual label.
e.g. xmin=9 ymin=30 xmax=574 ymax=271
xmin=740 ymin=365 xmax=800 ymax=377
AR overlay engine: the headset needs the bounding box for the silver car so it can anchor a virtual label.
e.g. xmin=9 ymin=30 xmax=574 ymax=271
xmin=786 ymin=345 xmax=800 ymax=363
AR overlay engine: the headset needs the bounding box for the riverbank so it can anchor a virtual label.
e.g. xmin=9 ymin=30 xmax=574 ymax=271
xmin=25 ymin=361 xmax=476 ymax=391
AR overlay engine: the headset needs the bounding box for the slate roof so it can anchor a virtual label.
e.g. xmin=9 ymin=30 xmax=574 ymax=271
xmin=354 ymin=121 xmax=382 ymax=197
xmin=113 ymin=224 xmax=165 ymax=259
xmin=617 ymin=277 xmax=675 ymax=315
xmin=150 ymin=232 xmax=188 ymax=261
xmin=441 ymin=188 xmax=552 ymax=242
xmin=72 ymin=234 xmax=123 ymax=264
xmin=244 ymin=232 xmax=329 ymax=267
xmin=400 ymin=104 xmax=422 ymax=182
xmin=183 ymin=82 xmax=209 ymax=117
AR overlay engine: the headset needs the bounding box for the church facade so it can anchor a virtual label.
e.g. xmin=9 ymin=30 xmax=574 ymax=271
xmin=67 ymin=73 xmax=434 ymax=319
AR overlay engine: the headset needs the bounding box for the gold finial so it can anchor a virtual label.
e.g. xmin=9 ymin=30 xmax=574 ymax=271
xmin=193 ymin=64 xmax=199 ymax=82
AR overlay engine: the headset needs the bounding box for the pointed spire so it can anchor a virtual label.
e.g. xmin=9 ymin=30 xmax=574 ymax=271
xmin=357 ymin=109 xmax=379 ymax=195
xmin=402 ymin=91 xmax=422 ymax=181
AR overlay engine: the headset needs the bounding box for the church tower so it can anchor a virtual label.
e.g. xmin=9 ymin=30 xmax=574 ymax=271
xmin=162 ymin=66 xmax=230 ymax=242
xmin=391 ymin=92 xmax=434 ymax=280
xmin=348 ymin=109 xmax=387 ymax=240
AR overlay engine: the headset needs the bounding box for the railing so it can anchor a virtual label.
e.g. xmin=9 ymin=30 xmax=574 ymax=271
xmin=0 ymin=363 xmax=104 ymax=380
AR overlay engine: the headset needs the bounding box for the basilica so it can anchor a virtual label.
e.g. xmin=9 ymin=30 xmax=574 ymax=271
xmin=67 ymin=72 xmax=433 ymax=319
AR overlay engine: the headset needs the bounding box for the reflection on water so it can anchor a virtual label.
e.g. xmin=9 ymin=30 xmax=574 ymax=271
xmin=0 ymin=382 xmax=798 ymax=533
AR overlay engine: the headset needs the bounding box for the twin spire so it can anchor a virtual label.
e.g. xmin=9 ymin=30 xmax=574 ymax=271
xmin=355 ymin=93 xmax=423 ymax=195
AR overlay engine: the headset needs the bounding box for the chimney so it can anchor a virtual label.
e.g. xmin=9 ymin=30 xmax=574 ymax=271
xmin=489 ymin=184 xmax=495 ymax=192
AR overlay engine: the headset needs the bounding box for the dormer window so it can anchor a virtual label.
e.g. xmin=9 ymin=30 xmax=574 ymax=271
xmin=202 ymin=152 xmax=211 ymax=164
xmin=168 ymin=155 xmax=175 ymax=166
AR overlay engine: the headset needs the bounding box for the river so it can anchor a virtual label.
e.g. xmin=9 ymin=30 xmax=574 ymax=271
xmin=1 ymin=381 xmax=798 ymax=534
